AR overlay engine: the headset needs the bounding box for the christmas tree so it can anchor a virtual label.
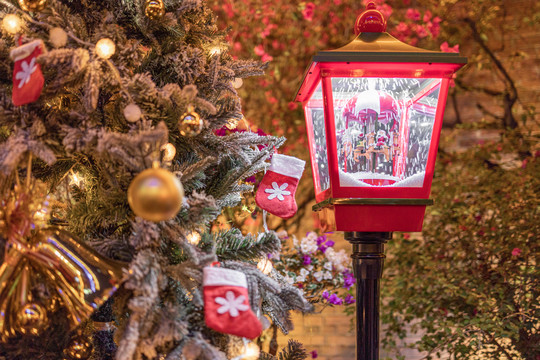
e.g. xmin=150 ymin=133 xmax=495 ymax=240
xmin=0 ymin=0 xmax=311 ymax=359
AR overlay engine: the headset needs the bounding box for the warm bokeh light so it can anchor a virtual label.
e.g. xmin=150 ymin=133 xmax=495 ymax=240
xmin=69 ymin=171 xmax=83 ymax=187
xmin=209 ymin=46 xmax=221 ymax=56
xmin=242 ymin=342 xmax=260 ymax=360
xmin=95 ymin=38 xmax=116 ymax=59
xmin=186 ymin=231 xmax=201 ymax=245
xmin=257 ymin=258 xmax=273 ymax=275
xmin=2 ymin=14 xmax=22 ymax=34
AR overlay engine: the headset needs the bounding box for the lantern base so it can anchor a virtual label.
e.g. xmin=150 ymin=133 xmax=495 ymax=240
xmin=312 ymin=198 xmax=433 ymax=232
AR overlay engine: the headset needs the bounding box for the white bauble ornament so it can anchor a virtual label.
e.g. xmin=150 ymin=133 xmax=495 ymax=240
xmin=49 ymin=27 xmax=68 ymax=48
xmin=124 ymin=103 xmax=142 ymax=123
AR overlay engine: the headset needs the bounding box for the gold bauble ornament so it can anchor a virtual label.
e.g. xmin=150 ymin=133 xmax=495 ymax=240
xmin=127 ymin=162 xmax=184 ymax=222
xmin=16 ymin=303 xmax=47 ymax=335
xmin=18 ymin=0 xmax=47 ymax=12
xmin=178 ymin=105 xmax=203 ymax=136
xmin=63 ymin=334 xmax=92 ymax=360
xmin=145 ymin=0 xmax=165 ymax=20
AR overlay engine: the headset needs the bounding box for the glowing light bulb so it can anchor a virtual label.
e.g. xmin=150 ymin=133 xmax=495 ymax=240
xmin=2 ymin=14 xmax=22 ymax=34
xmin=160 ymin=143 xmax=176 ymax=162
xmin=225 ymin=118 xmax=238 ymax=130
xmin=186 ymin=231 xmax=201 ymax=245
xmin=242 ymin=342 xmax=260 ymax=360
xmin=95 ymin=38 xmax=116 ymax=59
xmin=257 ymin=258 xmax=273 ymax=275
xmin=209 ymin=46 xmax=221 ymax=56
xmin=69 ymin=171 xmax=83 ymax=187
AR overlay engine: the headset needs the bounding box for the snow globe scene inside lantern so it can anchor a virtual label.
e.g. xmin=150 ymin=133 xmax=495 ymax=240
xmin=332 ymin=77 xmax=441 ymax=188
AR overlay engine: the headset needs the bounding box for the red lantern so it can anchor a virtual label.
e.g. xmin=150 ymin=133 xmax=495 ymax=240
xmin=295 ymin=3 xmax=466 ymax=233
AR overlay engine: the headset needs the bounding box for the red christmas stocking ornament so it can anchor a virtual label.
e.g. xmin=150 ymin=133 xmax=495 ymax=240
xmin=203 ymin=266 xmax=262 ymax=339
xmin=255 ymin=154 xmax=305 ymax=219
xmin=10 ymin=39 xmax=46 ymax=106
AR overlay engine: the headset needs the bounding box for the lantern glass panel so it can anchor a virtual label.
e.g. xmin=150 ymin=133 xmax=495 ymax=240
xmin=305 ymin=81 xmax=330 ymax=193
xmin=331 ymin=77 xmax=441 ymax=188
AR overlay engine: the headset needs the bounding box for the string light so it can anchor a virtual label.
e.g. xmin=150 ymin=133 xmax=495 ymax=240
xmin=209 ymin=46 xmax=221 ymax=56
xmin=95 ymin=38 xmax=116 ymax=59
xmin=2 ymin=14 xmax=22 ymax=34
xmin=160 ymin=143 xmax=176 ymax=162
xmin=242 ymin=342 xmax=260 ymax=360
xmin=257 ymin=258 xmax=273 ymax=275
xmin=226 ymin=118 xmax=238 ymax=130
xmin=186 ymin=231 xmax=201 ymax=245
xmin=69 ymin=171 xmax=83 ymax=187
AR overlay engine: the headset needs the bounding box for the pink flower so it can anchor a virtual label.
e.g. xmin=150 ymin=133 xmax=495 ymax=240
xmin=428 ymin=21 xmax=440 ymax=38
xmin=440 ymin=41 xmax=460 ymax=53
xmin=261 ymin=53 xmax=273 ymax=62
xmin=302 ymin=2 xmax=316 ymax=21
xmin=311 ymin=350 xmax=318 ymax=358
xmin=379 ymin=4 xmax=393 ymax=19
xmin=415 ymin=24 xmax=428 ymax=38
xmin=288 ymin=101 xmax=298 ymax=111
xmin=406 ymin=8 xmax=421 ymax=21
xmin=254 ymin=44 xmax=265 ymax=56
xmin=423 ymin=10 xmax=432 ymax=23
xmin=511 ymin=248 xmax=522 ymax=256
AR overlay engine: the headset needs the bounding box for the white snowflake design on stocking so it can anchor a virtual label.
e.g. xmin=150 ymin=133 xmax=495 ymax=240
xmin=215 ymin=291 xmax=249 ymax=317
xmin=265 ymin=182 xmax=291 ymax=201
xmin=15 ymin=58 xmax=37 ymax=89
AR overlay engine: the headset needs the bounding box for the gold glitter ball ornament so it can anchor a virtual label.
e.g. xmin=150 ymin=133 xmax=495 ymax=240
xmin=18 ymin=0 xmax=47 ymax=12
xmin=63 ymin=334 xmax=92 ymax=360
xmin=16 ymin=303 xmax=47 ymax=335
xmin=127 ymin=163 xmax=184 ymax=222
xmin=179 ymin=105 xmax=203 ymax=136
xmin=145 ymin=0 xmax=165 ymax=20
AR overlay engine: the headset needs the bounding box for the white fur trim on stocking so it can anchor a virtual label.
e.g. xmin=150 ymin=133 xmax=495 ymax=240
xmin=269 ymin=154 xmax=306 ymax=180
xmin=204 ymin=266 xmax=248 ymax=288
xmin=10 ymin=40 xmax=47 ymax=62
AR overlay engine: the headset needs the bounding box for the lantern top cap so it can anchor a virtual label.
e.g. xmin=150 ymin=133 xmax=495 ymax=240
xmin=354 ymin=2 xmax=387 ymax=34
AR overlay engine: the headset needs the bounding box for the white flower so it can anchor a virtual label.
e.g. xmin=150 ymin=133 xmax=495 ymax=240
xmin=325 ymin=248 xmax=350 ymax=272
xmin=284 ymin=275 xmax=295 ymax=285
xmin=323 ymin=262 xmax=333 ymax=271
xmin=15 ymin=57 xmax=37 ymax=89
xmin=300 ymin=237 xmax=318 ymax=254
xmin=215 ymin=291 xmax=249 ymax=317
xmin=265 ymin=182 xmax=291 ymax=201
xmin=306 ymin=265 xmax=314 ymax=271
xmin=323 ymin=271 xmax=333 ymax=280
xmin=313 ymin=271 xmax=324 ymax=282
xmin=296 ymin=268 xmax=310 ymax=282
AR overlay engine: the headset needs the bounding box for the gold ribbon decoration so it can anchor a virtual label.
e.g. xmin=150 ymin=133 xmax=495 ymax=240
xmin=0 ymin=227 xmax=125 ymax=339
